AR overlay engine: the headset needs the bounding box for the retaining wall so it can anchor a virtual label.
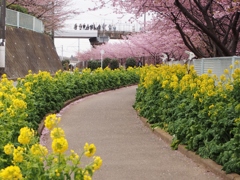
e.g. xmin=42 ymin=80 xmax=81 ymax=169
xmin=5 ymin=26 xmax=62 ymax=79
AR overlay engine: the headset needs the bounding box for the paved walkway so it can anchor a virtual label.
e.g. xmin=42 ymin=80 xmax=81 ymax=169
xmin=45 ymin=85 xmax=223 ymax=180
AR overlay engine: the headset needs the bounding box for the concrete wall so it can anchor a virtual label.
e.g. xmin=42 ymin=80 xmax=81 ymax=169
xmin=5 ymin=26 xmax=62 ymax=79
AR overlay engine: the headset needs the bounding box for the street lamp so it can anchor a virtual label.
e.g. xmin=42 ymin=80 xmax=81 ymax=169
xmin=100 ymin=49 xmax=104 ymax=69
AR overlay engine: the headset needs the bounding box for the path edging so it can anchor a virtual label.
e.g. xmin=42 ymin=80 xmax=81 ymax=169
xmin=138 ymin=115 xmax=240 ymax=180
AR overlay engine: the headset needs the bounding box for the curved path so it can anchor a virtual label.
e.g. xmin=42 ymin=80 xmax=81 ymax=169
xmin=45 ymin=85 xmax=222 ymax=180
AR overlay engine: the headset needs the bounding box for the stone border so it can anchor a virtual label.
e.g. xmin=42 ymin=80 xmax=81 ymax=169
xmin=138 ymin=115 xmax=240 ymax=180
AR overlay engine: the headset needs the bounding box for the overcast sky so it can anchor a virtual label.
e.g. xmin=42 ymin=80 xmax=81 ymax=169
xmin=54 ymin=0 xmax=138 ymax=59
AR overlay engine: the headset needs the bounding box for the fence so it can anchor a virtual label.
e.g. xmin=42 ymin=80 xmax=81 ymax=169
xmin=163 ymin=56 xmax=240 ymax=79
xmin=193 ymin=56 xmax=240 ymax=77
xmin=0 ymin=8 xmax=44 ymax=33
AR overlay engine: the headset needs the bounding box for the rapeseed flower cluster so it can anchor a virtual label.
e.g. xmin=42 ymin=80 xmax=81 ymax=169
xmin=93 ymin=156 xmax=103 ymax=171
xmin=30 ymin=144 xmax=48 ymax=156
xmin=18 ymin=127 xmax=34 ymax=145
xmin=0 ymin=114 xmax=102 ymax=179
xmin=3 ymin=143 xmax=14 ymax=155
xmin=44 ymin=114 xmax=69 ymax=154
xmin=0 ymin=74 xmax=30 ymax=161
xmin=52 ymin=137 xmax=68 ymax=154
xmin=13 ymin=146 xmax=24 ymax=163
xmin=45 ymin=114 xmax=61 ymax=130
xmin=84 ymin=143 xmax=96 ymax=157
xmin=0 ymin=165 xmax=23 ymax=180
xmin=135 ymin=62 xmax=240 ymax=173
xmin=43 ymin=114 xmax=102 ymax=179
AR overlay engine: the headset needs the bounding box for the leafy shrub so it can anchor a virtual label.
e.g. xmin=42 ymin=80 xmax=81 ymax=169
xmin=103 ymin=58 xmax=111 ymax=69
xmin=109 ymin=59 xmax=119 ymax=70
xmin=125 ymin=58 xmax=136 ymax=69
xmin=61 ymin=59 xmax=70 ymax=70
xmin=87 ymin=60 xmax=101 ymax=71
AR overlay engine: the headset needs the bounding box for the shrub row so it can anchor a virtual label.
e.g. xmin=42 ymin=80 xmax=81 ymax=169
xmin=0 ymin=67 xmax=139 ymax=168
xmin=87 ymin=57 xmax=140 ymax=71
xmin=87 ymin=58 xmax=120 ymax=71
xmin=134 ymin=64 xmax=240 ymax=174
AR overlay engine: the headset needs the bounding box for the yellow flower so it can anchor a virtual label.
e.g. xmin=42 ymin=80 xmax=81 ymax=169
xmin=4 ymin=143 xmax=14 ymax=155
xmin=70 ymin=150 xmax=79 ymax=161
xmin=207 ymin=90 xmax=215 ymax=96
xmin=209 ymin=104 xmax=214 ymax=109
xmin=84 ymin=174 xmax=92 ymax=180
xmin=55 ymin=169 xmax=60 ymax=177
xmin=52 ymin=137 xmax=68 ymax=154
xmin=234 ymin=118 xmax=240 ymax=124
xmin=84 ymin=143 xmax=96 ymax=157
xmin=190 ymin=83 xmax=196 ymax=90
xmin=30 ymin=144 xmax=48 ymax=156
xmin=50 ymin=127 xmax=65 ymax=139
xmin=225 ymin=84 xmax=233 ymax=91
xmin=224 ymin=69 xmax=229 ymax=74
xmin=13 ymin=147 xmax=24 ymax=163
xmin=164 ymin=94 xmax=169 ymax=99
xmin=0 ymin=165 xmax=23 ymax=180
xmin=193 ymin=93 xmax=199 ymax=99
xmin=92 ymin=156 xmax=102 ymax=170
xmin=220 ymin=75 xmax=226 ymax=81
xmin=207 ymin=69 xmax=212 ymax=74
xmin=44 ymin=114 xmax=61 ymax=130
xmin=162 ymin=80 xmax=169 ymax=88
xmin=1 ymin=74 xmax=7 ymax=79
xmin=18 ymin=127 xmax=34 ymax=145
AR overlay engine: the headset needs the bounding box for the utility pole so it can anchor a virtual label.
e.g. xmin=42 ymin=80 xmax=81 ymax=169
xmin=0 ymin=0 xmax=6 ymax=72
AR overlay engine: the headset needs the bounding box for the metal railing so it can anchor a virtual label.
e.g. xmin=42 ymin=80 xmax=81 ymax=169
xmin=66 ymin=22 xmax=142 ymax=32
xmin=0 ymin=8 xmax=44 ymax=33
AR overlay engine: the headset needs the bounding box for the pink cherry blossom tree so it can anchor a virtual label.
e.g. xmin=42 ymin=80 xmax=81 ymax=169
xmin=78 ymin=17 xmax=189 ymax=63
xmin=89 ymin=0 xmax=240 ymax=57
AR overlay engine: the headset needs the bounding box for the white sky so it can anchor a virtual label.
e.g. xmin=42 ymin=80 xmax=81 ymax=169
xmin=54 ymin=0 xmax=140 ymax=59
